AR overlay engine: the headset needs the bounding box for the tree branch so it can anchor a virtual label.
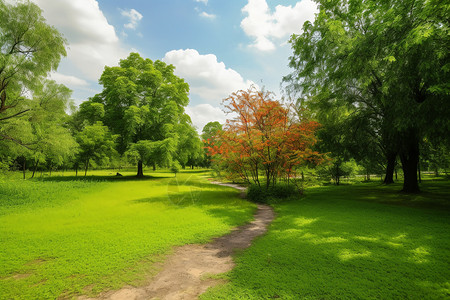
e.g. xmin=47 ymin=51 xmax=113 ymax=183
xmin=0 ymin=133 xmax=35 ymax=150
xmin=0 ymin=109 xmax=30 ymax=121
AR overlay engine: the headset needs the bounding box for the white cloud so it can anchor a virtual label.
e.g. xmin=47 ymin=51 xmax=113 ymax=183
xmin=186 ymin=104 xmax=226 ymax=132
xmin=199 ymin=11 xmax=216 ymax=19
xmin=121 ymin=8 xmax=143 ymax=30
xmin=163 ymin=49 xmax=254 ymax=104
xmin=195 ymin=0 xmax=208 ymax=5
xmin=32 ymin=0 xmax=129 ymax=81
xmin=241 ymin=0 xmax=317 ymax=51
xmin=49 ymin=72 xmax=89 ymax=87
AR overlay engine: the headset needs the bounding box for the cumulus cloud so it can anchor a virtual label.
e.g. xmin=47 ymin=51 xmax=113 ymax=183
xmin=194 ymin=0 xmax=208 ymax=5
xmin=32 ymin=0 xmax=129 ymax=81
xmin=49 ymin=72 xmax=89 ymax=87
xmin=241 ymin=0 xmax=317 ymax=51
xmin=121 ymin=8 xmax=143 ymax=30
xmin=199 ymin=11 xmax=216 ymax=19
xmin=163 ymin=49 xmax=254 ymax=103
xmin=186 ymin=104 xmax=227 ymax=132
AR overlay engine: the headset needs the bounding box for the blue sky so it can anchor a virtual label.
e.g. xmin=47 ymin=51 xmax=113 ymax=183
xmin=30 ymin=0 xmax=317 ymax=130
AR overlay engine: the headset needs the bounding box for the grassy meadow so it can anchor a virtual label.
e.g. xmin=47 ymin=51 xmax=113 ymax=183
xmin=202 ymin=178 xmax=450 ymax=299
xmin=1 ymin=169 xmax=449 ymax=299
xmin=0 ymin=170 xmax=256 ymax=299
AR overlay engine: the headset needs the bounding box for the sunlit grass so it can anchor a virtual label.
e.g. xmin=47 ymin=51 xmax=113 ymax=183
xmin=202 ymin=179 xmax=450 ymax=299
xmin=0 ymin=169 xmax=256 ymax=299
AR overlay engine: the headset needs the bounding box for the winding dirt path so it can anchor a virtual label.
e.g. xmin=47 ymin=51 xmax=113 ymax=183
xmin=80 ymin=182 xmax=274 ymax=300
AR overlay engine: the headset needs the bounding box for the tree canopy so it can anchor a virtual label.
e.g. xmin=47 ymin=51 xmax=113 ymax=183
xmin=284 ymin=0 xmax=449 ymax=192
xmin=89 ymin=52 xmax=193 ymax=176
xmin=76 ymin=121 xmax=118 ymax=176
xmin=208 ymin=87 xmax=322 ymax=188
xmin=0 ymin=0 xmax=66 ymax=131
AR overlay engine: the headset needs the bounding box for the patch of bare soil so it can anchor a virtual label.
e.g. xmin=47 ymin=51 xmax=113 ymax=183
xmin=79 ymin=182 xmax=274 ymax=300
xmin=11 ymin=273 xmax=32 ymax=280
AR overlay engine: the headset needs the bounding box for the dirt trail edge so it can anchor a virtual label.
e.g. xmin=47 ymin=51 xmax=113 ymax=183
xmin=79 ymin=182 xmax=275 ymax=300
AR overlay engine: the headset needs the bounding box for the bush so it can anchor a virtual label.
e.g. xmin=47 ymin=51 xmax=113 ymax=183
xmin=247 ymin=183 xmax=299 ymax=203
xmin=247 ymin=184 xmax=268 ymax=203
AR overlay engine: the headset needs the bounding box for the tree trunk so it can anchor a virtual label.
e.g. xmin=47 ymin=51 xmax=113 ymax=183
xmin=399 ymin=131 xmax=420 ymax=193
xmin=84 ymin=159 xmax=89 ymax=176
xmin=152 ymin=162 xmax=156 ymax=171
xmin=383 ymin=152 xmax=396 ymax=184
xmin=31 ymin=159 xmax=39 ymax=179
xmin=23 ymin=157 xmax=26 ymax=179
xmin=418 ymin=161 xmax=422 ymax=183
xmin=335 ymin=163 xmax=340 ymax=185
xmin=137 ymin=160 xmax=144 ymax=177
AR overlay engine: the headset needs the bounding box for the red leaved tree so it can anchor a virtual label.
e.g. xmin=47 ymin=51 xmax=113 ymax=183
xmin=208 ymin=87 xmax=322 ymax=188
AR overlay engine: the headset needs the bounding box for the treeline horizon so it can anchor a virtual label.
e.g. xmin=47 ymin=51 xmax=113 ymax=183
xmin=1 ymin=0 xmax=449 ymax=194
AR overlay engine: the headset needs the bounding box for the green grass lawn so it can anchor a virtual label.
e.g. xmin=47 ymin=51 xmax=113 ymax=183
xmin=202 ymin=179 xmax=450 ymax=299
xmin=0 ymin=170 xmax=256 ymax=299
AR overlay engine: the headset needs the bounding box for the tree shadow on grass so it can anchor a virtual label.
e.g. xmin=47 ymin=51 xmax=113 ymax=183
xmin=36 ymin=175 xmax=170 ymax=182
xmin=344 ymin=181 xmax=450 ymax=211
xmin=207 ymin=187 xmax=450 ymax=299
xmin=177 ymin=169 xmax=211 ymax=174
xmin=310 ymin=180 xmax=450 ymax=211
xmin=132 ymin=185 xmax=255 ymax=228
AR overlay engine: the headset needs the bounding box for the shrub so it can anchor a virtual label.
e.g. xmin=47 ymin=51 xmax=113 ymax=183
xmin=247 ymin=183 xmax=299 ymax=203
xmin=247 ymin=184 xmax=268 ymax=203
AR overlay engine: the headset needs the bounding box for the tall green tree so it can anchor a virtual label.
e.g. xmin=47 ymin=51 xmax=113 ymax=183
xmin=202 ymin=121 xmax=223 ymax=142
xmin=76 ymin=122 xmax=117 ymax=176
xmin=0 ymin=0 xmax=66 ymax=145
xmin=312 ymin=106 xmax=353 ymax=185
xmin=309 ymin=100 xmax=387 ymax=182
xmin=176 ymin=115 xmax=202 ymax=169
xmin=90 ymin=53 xmax=190 ymax=176
xmin=0 ymin=0 xmax=69 ymax=174
xmin=30 ymin=124 xmax=77 ymax=177
xmin=285 ymin=0 xmax=449 ymax=192
xmin=201 ymin=121 xmax=223 ymax=168
xmin=28 ymin=80 xmax=77 ymax=177
xmin=68 ymin=101 xmax=105 ymax=134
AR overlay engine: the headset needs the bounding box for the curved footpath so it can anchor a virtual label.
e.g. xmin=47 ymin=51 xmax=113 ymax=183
xmin=80 ymin=181 xmax=275 ymax=300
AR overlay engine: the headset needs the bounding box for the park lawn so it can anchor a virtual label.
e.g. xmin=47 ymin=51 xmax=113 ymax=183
xmin=202 ymin=179 xmax=450 ymax=299
xmin=0 ymin=170 xmax=256 ymax=299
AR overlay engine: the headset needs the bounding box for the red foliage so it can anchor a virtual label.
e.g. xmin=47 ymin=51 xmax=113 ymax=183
xmin=208 ymin=87 xmax=322 ymax=187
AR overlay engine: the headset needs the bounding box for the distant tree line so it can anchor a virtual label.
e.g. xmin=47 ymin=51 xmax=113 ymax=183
xmin=0 ymin=1 xmax=210 ymax=178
